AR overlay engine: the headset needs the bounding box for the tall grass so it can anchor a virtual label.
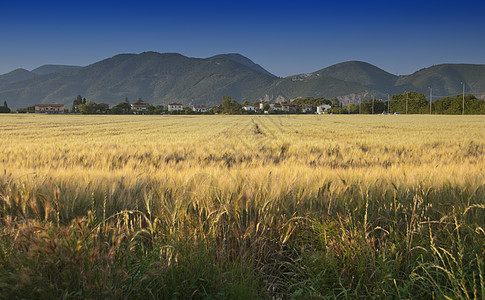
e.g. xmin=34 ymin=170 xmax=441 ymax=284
xmin=1 ymin=114 xmax=484 ymax=298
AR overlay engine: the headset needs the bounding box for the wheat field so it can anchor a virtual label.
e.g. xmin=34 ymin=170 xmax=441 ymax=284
xmin=1 ymin=114 xmax=485 ymax=299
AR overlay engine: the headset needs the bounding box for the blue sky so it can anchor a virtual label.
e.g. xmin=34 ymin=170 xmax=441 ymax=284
xmin=1 ymin=0 xmax=484 ymax=77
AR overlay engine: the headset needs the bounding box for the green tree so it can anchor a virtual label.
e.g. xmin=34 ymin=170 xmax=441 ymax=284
xmin=16 ymin=106 xmax=35 ymax=113
xmin=463 ymin=95 xmax=485 ymax=114
xmin=72 ymin=95 xmax=83 ymax=112
xmin=111 ymin=102 xmax=132 ymax=114
xmin=345 ymin=103 xmax=359 ymax=114
xmin=390 ymin=91 xmax=427 ymax=114
xmin=78 ymin=102 xmax=99 ymax=114
xmin=292 ymin=97 xmax=332 ymax=107
xmin=96 ymin=103 xmax=108 ymax=114
xmin=147 ymin=105 xmax=156 ymax=114
xmin=330 ymin=98 xmax=340 ymax=108
xmin=221 ymin=95 xmax=242 ymax=114
xmin=110 ymin=106 xmax=124 ymax=114
xmin=0 ymin=100 xmax=10 ymax=113
xmin=432 ymin=94 xmax=485 ymax=115
xmin=360 ymin=99 xmax=385 ymax=114
xmin=146 ymin=105 xmax=165 ymax=114
xmin=183 ymin=106 xmax=193 ymax=114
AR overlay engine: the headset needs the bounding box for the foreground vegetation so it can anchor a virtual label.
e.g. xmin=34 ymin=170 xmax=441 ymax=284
xmin=1 ymin=114 xmax=484 ymax=299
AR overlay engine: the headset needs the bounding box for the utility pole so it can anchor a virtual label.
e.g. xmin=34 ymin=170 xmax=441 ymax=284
xmin=429 ymin=87 xmax=432 ymax=114
xmin=461 ymin=82 xmax=465 ymax=115
xmin=372 ymin=97 xmax=374 ymax=114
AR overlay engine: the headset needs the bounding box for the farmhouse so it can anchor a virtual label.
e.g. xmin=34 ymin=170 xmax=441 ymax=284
xmin=35 ymin=104 xmax=65 ymax=113
xmin=192 ymin=105 xmax=207 ymax=113
xmin=316 ymin=104 xmax=332 ymax=114
xmin=131 ymin=102 xmax=149 ymax=112
xmin=168 ymin=103 xmax=184 ymax=111
xmin=242 ymin=105 xmax=256 ymax=111
xmin=282 ymin=103 xmax=297 ymax=113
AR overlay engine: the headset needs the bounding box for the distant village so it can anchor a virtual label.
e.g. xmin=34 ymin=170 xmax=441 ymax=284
xmin=19 ymin=95 xmax=335 ymax=115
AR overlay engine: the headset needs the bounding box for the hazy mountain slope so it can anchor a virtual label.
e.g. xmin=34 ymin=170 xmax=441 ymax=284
xmin=0 ymin=52 xmax=277 ymax=109
xmin=0 ymin=65 xmax=81 ymax=87
xmin=31 ymin=65 xmax=81 ymax=75
xmin=263 ymin=73 xmax=368 ymax=100
xmin=0 ymin=69 xmax=35 ymax=87
xmin=75 ymin=52 xmax=277 ymax=106
xmin=394 ymin=64 xmax=485 ymax=97
xmin=211 ymin=54 xmax=276 ymax=77
xmin=261 ymin=61 xmax=397 ymax=102
xmin=1 ymin=51 xmax=485 ymax=109
xmin=316 ymin=61 xmax=397 ymax=88
xmin=262 ymin=62 xmax=485 ymax=103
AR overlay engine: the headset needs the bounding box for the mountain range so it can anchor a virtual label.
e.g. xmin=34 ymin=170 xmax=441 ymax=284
xmin=1 ymin=52 xmax=484 ymax=109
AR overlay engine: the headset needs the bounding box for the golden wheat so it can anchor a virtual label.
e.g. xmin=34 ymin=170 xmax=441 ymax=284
xmin=0 ymin=113 xmax=483 ymax=231
xmin=1 ymin=114 xmax=485 ymax=298
xmin=1 ymin=114 xmax=483 ymax=186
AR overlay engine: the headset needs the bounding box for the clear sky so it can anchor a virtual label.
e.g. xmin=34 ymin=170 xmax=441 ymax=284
xmin=1 ymin=0 xmax=484 ymax=77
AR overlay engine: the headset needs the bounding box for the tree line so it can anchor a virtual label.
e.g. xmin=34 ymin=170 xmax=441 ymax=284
xmin=6 ymin=92 xmax=485 ymax=115
xmin=332 ymin=92 xmax=485 ymax=115
xmin=0 ymin=101 xmax=11 ymax=113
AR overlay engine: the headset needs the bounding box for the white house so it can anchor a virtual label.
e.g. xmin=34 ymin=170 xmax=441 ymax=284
xmin=168 ymin=103 xmax=184 ymax=111
xmin=192 ymin=105 xmax=207 ymax=113
xmin=316 ymin=104 xmax=332 ymax=114
xmin=131 ymin=102 xmax=149 ymax=112
xmin=242 ymin=105 xmax=256 ymax=111
xmin=35 ymin=104 xmax=64 ymax=113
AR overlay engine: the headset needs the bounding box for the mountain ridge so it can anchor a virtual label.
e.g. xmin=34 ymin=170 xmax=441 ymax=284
xmin=31 ymin=65 xmax=81 ymax=75
xmin=1 ymin=52 xmax=484 ymax=109
xmin=210 ymin=53 xmax=276 ymax=77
